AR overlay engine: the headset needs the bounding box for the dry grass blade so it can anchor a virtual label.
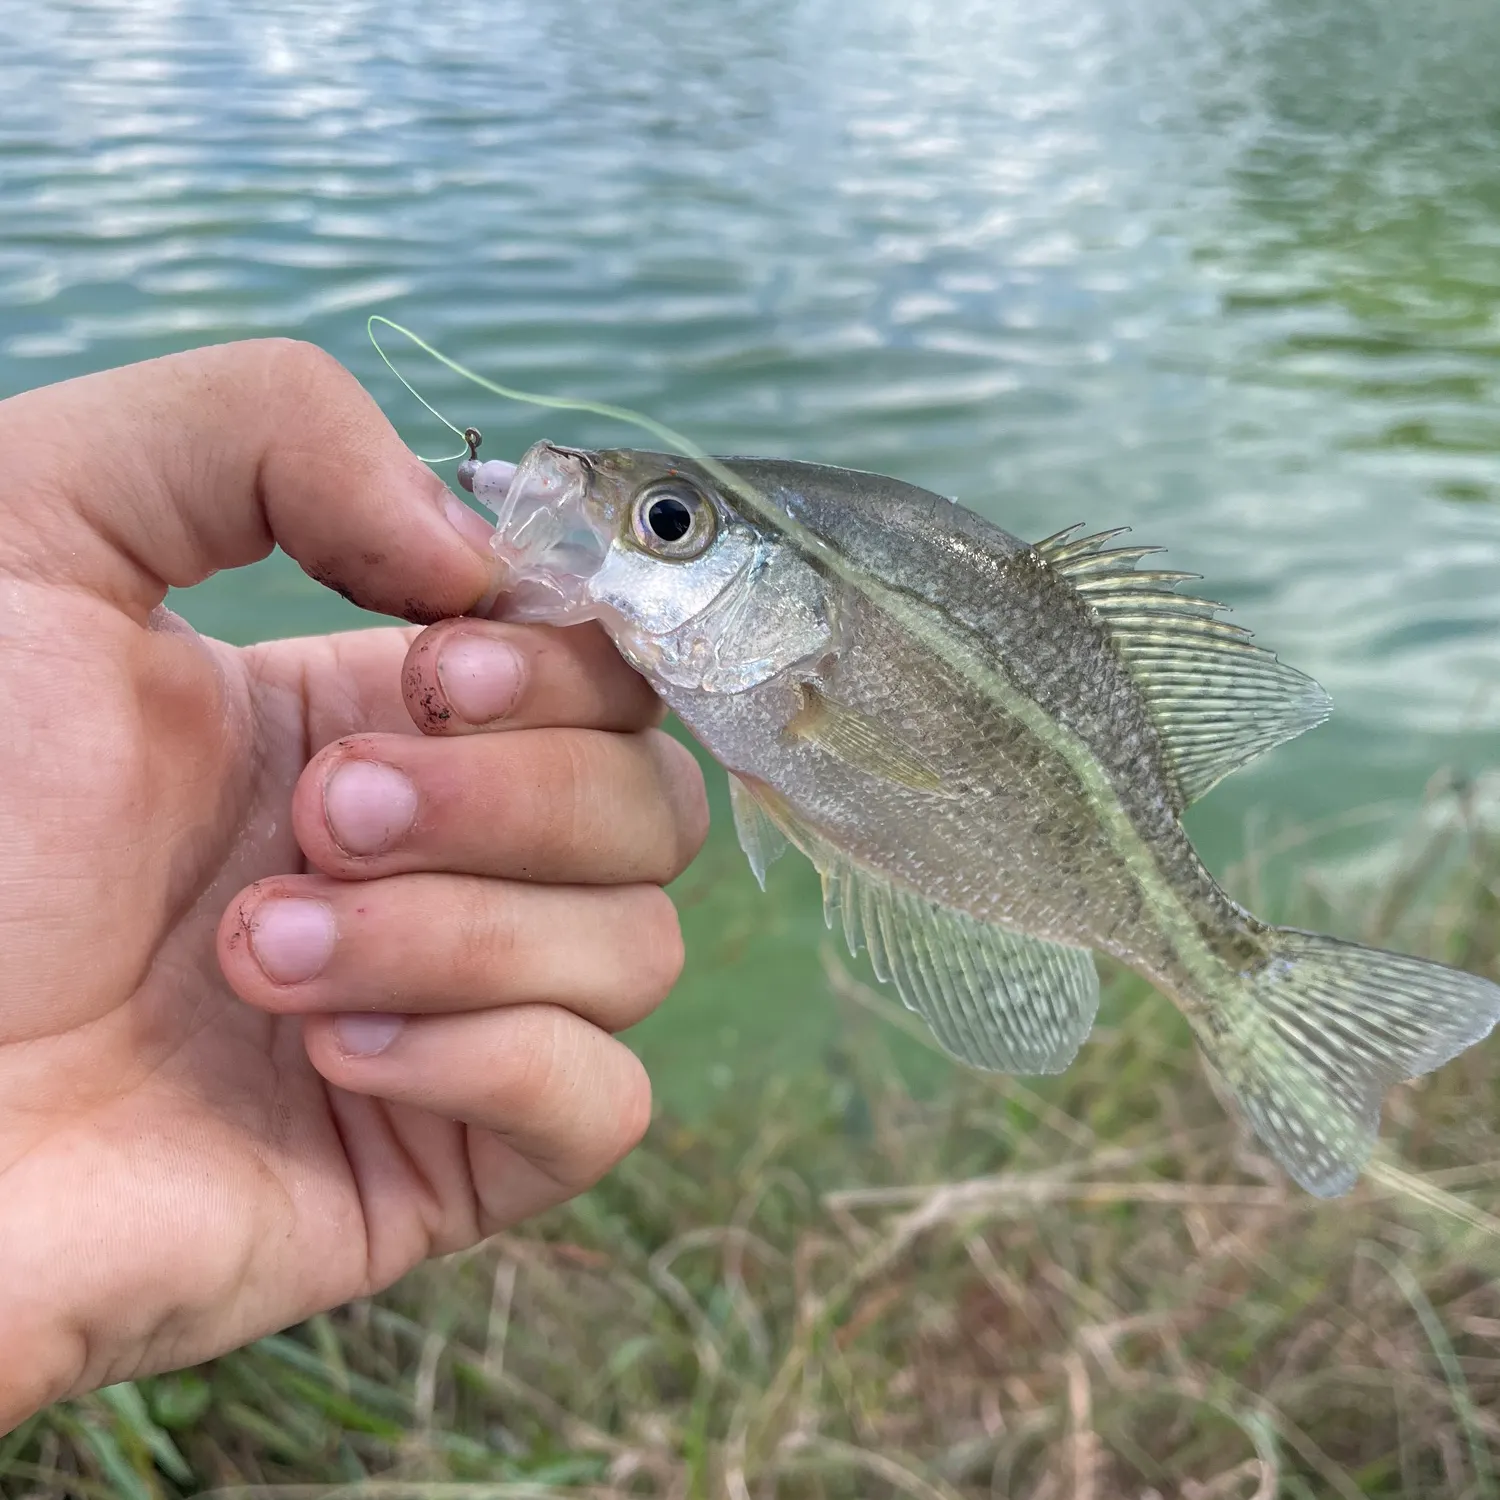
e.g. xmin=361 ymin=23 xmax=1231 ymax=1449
xmin=1367 ymin=1155 xmax=1500 ymax=1244
xmin=196 ymin=1487 xmax=609 ymax=1500
xmin=1359 ymin=1240 xmax=1498 ymax=1500
xmin=1063 ymin=1353 xmax=1099 ymax=1500
xmin=775 ymin=1433 xmax=969 ymax=1500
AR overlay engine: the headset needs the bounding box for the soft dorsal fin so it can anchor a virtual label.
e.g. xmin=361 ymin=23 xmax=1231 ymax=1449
xmin=1033 ymin=525 xmax=1332 ymax=805
xmin=733 ymin=778 xmax=1099 ymax=1074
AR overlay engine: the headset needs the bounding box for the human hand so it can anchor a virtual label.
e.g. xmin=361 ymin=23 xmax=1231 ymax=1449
xmin=0 ymin=341 xmax=706 ymax=1428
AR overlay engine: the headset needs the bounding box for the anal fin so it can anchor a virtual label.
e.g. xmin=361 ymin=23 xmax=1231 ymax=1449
xmin=798 ymin=822 xmax=1099 ymax=1074
xmin=730 ymin=776 xmax=1099 ymax=1075
xmin=827 ymin=861 xmax=1100 ymax=1073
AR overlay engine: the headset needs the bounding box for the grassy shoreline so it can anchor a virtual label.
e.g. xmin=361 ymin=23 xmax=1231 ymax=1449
xmin=7 ymin=787 xmax=1500 ymax=1500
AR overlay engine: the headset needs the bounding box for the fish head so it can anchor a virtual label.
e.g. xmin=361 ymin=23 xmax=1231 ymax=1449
xmin=479 ymin=442 xmax=834 ymax=694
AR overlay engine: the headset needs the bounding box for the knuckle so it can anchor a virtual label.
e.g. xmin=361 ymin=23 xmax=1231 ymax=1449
xmin=621 ymin=887 xmax=686 ymax=1008
xmin=562 ymin=1048 xmax=653 ymax=1189
xmin=535 ymin=731 xmax=605 ymax=853
xmin=495 ymin=1004 xmax=573 ymax=1118
xmin=490 ymin=729 xmax=701 ymax=882
xmin=609 ymin=1055 xmax=654 ymax=1162
xmin=681 ymin=791 xmax=711 ymax=864
xmin=653 ymin=734 xmax=710 ymax=867
xmin=263 ymin=337 xmax=356 ymax=401
xmin=492 ymin=1011 xmax=651 ymax=1190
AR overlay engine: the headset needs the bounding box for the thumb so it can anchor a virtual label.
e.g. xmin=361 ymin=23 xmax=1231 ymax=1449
xmin=0 ymin=338 xmax=497 ymax=625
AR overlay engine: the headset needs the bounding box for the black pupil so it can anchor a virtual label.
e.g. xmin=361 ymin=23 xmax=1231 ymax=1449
xmin=646 ymin=494 xmax=694 ymax=543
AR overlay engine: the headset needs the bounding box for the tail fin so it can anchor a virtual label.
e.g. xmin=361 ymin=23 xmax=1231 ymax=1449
xmin=1203 ymin=930 xmax=1500 ymax=1197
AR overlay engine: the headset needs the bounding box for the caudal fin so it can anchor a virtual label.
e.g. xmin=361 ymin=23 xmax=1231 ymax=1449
xmin=1202 ymin=930 xmax=1500 ymax=1197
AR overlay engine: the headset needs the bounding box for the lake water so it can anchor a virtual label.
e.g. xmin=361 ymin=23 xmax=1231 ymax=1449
xmin=3 ymin=0 xmax=1498 ymax=1107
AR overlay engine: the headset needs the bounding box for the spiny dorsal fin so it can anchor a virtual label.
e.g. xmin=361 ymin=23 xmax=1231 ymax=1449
xmin=1034 ymin=525 xmax=1332 ymax=805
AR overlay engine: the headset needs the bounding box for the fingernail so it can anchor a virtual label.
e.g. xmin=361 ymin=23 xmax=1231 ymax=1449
xmin=443 ymin=490 xmax=497 ymax=552
xmin=333 ymin=1012 xmax=404 ymax=1057
xmin=249 ymin=899 xmax=336 ymax=985
xmin=324 ymin=760 xmax=418 ymax=856
xmin=437 ymin=633 xmax=525 ymax=724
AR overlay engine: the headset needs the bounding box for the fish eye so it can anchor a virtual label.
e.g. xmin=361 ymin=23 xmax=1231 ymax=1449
xmin=630 ymin=481 xmax=716 ymax=559
xmin=647 ymin=494 xmax=693 ymax=541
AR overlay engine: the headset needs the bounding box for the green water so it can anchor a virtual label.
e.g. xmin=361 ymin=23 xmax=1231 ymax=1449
xmin=2 ymin=0 xmax=1498 ymax=1107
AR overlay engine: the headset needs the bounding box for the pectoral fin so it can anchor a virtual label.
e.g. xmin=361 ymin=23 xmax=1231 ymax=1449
xmin=782 ymin=682 xmax=954 ymax=796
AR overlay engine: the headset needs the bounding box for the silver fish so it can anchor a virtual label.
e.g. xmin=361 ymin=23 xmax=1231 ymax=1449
xmin=459 ymin=442 xmax=1500 ymax=1197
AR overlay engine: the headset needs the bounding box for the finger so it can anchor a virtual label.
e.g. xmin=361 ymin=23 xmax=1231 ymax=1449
xmin=293 ymin=727 xmax=708 ymax=885
xmin=304 ymin=1005 xmax=653 ymax=1195
xmin=0 ymin=339 xmax=497 ymax=624
xmin=401 ymin=618 xmax=663 ymax=736
xmin=239 ymin=611 xmax=663 ymax=759
xmin=220 ymin=873 xmax=683 ymax=1033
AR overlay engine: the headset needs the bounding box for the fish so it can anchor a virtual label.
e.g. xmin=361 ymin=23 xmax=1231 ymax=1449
xmin=457 ymin=441 xmax=1500 ymax=1197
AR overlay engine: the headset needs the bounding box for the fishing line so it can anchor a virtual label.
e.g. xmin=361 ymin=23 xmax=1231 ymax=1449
xmin=367 ymin=314 xmax=732 ymax=472
xmin=365 ymin=316 xmax=813 ymax=549
xmin=365 ymin=319 xmax=881 ymax=597
xmin=366 ymin=317 xmax=476 ymax=463
xmin=1367 ymin=1153 xmax=1500 ymax=1242
xmin=366 ymin=317 xmax=862 ymax=610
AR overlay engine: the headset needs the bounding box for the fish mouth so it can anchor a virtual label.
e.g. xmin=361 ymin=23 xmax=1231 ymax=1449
xmin=461 ymin=441 xmax=614 ymax=623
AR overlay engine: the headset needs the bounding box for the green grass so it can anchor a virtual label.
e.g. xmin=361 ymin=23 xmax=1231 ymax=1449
xmin=7 ymin=785 xmax=1500 ymax=1500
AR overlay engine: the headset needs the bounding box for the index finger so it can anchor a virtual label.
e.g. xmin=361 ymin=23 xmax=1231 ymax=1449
xmin=0 ymin=338 xmax=496 ymax=625
xmin=402 ymin=618 xmax=665 ymax=736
